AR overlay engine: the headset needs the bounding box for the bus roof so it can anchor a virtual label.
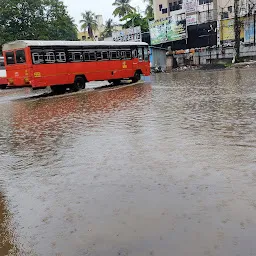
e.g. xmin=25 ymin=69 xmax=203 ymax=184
xmin=3 ymin=40 xmax=148 ymax=51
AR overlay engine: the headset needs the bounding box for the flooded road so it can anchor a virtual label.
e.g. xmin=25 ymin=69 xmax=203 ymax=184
xmin=0 ymin=68 xmax=256 ymax=256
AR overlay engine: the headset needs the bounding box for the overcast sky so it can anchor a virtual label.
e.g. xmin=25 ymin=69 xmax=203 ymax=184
xmin=62 ymin=0 xmax=146 ymax=29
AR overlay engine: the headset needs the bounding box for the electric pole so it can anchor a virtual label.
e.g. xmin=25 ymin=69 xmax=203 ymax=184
xmin=234 ymin=0 xmax=240 ymax=62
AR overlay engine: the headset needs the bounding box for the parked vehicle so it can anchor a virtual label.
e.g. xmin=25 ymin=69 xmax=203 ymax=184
xmin=3 ymin=40 xmax=150 ymax=94
xmin=0 ymin=57 xmax=8 ymax=89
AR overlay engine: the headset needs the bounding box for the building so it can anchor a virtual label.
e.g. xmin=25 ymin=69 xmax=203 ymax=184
xmin=151 ymin=0 xmax=256 ymax=50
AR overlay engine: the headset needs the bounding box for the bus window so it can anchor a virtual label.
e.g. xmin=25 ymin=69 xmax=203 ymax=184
xmin=0 ymin=59 xmax=5 ymax=70
xmin=56 ymin=52 xmax=66 ymax=63
xmin=144 ymin=48 xmax=149 ymax=61
xmin=32 ymin=52 xmax=44 ymax=64
xmin=84 ymin=52 xmax=90 ymax=61
xmin=138 ymin=48 xmax=143 ymax=61
xmin=120 ymin=51 xmax=126 ymax=59
xmin=96 ymin=51 xmax=102 ymax=61
xmin=110 ymin=51 xmax=119 ymax=60
xmin=6 ymin=52 xmax=15 ymax=65
xmin=126 ymin=51 xmax=132 ymax=59
xmin=102 ymin=51 xmax=109 ymax=60
xmin=16 ymin=50 xmax=26 ymax=64
xmin=71 ymin=52 xmax=83 ymax=62
xmin=89 ymin=52 xmax=96 ymax=61
xmin=132 ymin=49 xmax=137 ymax=58
xmin=45 ymin=52 xmax=55 ymax=63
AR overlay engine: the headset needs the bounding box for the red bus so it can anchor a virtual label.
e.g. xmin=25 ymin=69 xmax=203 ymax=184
xmin=0 ymin=57 xmax=7 ymax=89
xmin=3 ymin=40 xmax=150 ymax=93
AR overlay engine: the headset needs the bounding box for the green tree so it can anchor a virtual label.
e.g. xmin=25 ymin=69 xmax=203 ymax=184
xmin=121 ymin=12 xmax=149 ymax=32
xmin=101 ymin=19 xmax=114 ymax=38
xmin=112 ymin=0 xmax=136 ymax=18
xmin=0 ymin=0 xmax=77 ymax=47
xmin=79 ymin=11 xmax=98 ymax=39
xmin=144 ymin=0 xmax=154 ymax=19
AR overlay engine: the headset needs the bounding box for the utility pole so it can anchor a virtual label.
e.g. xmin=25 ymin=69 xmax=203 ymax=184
xmin=234 ymin=0 xmax=240 ymax=62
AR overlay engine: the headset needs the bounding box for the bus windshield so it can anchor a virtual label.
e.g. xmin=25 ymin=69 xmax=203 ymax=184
xmin=16 ymin=50 xmax=26 ymax=64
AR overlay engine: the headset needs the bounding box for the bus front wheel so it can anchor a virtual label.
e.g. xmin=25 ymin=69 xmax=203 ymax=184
xmin=72 ymin=76 xmax=86 ymax=92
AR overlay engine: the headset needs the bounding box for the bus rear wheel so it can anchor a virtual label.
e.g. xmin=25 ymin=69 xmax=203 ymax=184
xmin=71 ymin=76 xmax=86 ymax=92
xmin=51 ymin=85 xmax=66 ymax=94
xmin=132 ymin=71 xmax=141 ymax=83
xmin=109 ymin=79 xmax=121 ymax=86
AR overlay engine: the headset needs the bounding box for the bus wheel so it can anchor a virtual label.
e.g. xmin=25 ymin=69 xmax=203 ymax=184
xmin=72 ymin=76 xmax=86 ymax=92
xmin=132 ymin=71 xmax=141 ymax=83
xmin=0 ymin=85 xmax=7 ymax=89
xmin=51 ymin=85 xmax=66 ymax=94
xmin=112 ymin=79 xmax=121 ymax=86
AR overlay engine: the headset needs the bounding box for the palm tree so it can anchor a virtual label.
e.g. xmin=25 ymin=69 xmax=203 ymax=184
xmin=112 ymin=0 xmax=136 ymax=18
xmin=101 ymin=19 xmax=114 ymax=38
xmin=144 ymin=0 xmax=154 ymax=19
xmin=79 ymin=11 xmax=98 ymax=39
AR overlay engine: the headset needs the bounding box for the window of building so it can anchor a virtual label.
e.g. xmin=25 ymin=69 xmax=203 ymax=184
xmin=32 ymin=52 xmax=44 ymax=64
xmin=228 ymin=6 xmax=232 ymax=13
xmin=159 ymin=4 xmax=163 ymax=11
xmin=45 ymin=52 xmax=55 ymax=63
xmin=6 ymin=52 xmax=15 ymax=65
xmin=221 ymin=12 xmax=229 ymax=19
xmin=16 ymin=50 xmax=26 ymax=64
xmin=169 ymin=3 xmax=173 ymax=11
xmin=56 ymin=52 xmax=66 ymax=63
xmin=199 ymin=0 xmax=212 ymax=5
xmin=162 ymin=8 xmax=168 ymax=14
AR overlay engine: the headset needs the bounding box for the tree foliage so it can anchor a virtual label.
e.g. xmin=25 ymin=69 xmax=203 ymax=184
xmin=101 ymin=19 xmax=114 ymax=38
xmin=112 ymin=0 xmax=136 ymax=18
xmin=0 ymin=0 xmax=78 ymax=47
xmin=80 ymin=11 xmax=98 ymax=38
xmin=121 ymin=12 xmax=149 ymax=33
xmin=144 ymin=0 xmax=154 ymax=20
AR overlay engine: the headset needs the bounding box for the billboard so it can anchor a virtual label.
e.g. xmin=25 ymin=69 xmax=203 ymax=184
xmin=149 ymin=17 xmax=186 ymax=45
xmin=220 ymin=18 xmax=244 ymax=42
xmin=244 ymin=17 xmax=254 ymax=44
xmin=112 ymin=26 xmax=142 ymax=42
xmin=183 ymin=0 xmax=197 ymax=13
xmin=186 ymin=14 xmax=197 ymax=26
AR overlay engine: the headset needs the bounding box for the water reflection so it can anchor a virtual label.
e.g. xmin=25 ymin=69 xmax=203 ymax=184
xmin=0 ymin=192 xmax=16 ymax=255
xmin=1 ymin=69 xmax=256 ymax=255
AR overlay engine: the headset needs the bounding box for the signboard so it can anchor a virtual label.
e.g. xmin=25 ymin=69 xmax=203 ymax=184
xmin=149 ymin=17 xmax=186 ymax=45
xmin=112 ymin=26 xmax=141 ymax=42
xmin=244 ymin=17 xmax=254 ymax=44
xmin=183 ymin=0 xmax=197 ymax=14
xmin=186 ymin=14 xmax=197 ymax=26
xmin=220 ymin=18 xmax=244 ymax=42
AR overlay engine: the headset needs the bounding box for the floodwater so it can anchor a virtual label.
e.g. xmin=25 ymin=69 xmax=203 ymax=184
xmin=0 ymin=68 xmax=256 ymax=256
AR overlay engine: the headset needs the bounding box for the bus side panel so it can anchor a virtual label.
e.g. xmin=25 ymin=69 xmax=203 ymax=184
xmin=31 ymin=61 xmax=78 ymax=88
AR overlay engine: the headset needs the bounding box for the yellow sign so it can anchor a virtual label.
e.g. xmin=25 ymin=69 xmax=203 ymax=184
xmin=34 ymin=72 xmax=41 ymax=78
xmin=122 ymin=61 xmax=127 ymax=69
xmin=220 ymin=18 xmax=244 ymax=41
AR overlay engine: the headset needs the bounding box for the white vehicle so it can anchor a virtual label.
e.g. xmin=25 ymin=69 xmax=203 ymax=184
xmin=0 ymin=57 xmax=7 ymax=89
